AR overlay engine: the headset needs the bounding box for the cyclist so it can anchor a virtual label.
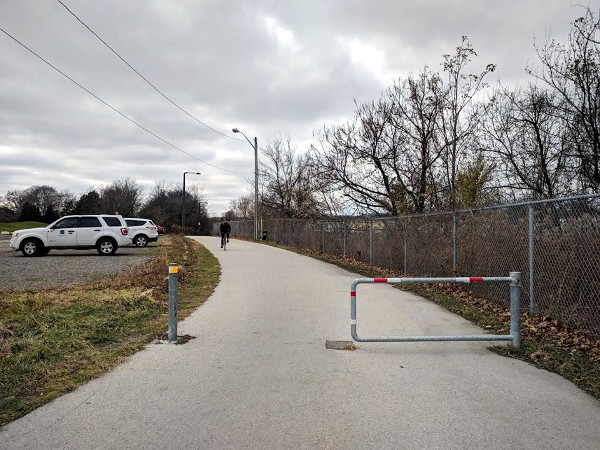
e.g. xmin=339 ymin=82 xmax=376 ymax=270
xmin=219 ymin=218 xmax=231 ymax=248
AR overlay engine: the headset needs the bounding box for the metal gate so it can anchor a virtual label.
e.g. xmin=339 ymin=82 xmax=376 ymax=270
xmin=351 ymin=272 xmax=521 ymax=347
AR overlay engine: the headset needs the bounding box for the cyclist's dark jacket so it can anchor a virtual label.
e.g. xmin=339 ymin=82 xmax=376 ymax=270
xmin=219 ymin=222 xmax=231 ymax=234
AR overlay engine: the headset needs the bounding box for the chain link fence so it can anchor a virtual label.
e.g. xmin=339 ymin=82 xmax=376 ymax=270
xmin=220 ymin=194 xmax=600 ymax=337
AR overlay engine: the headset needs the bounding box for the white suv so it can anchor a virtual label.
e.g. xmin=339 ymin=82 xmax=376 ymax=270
xmin=10 ymin=214 xmax=131 ymax=256
xmin=125 ymin=218 xmax=159 ymax=247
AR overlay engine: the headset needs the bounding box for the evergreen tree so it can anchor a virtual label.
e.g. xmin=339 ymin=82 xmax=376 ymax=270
xmin=18 ymin=202 xmax=42 ymax=222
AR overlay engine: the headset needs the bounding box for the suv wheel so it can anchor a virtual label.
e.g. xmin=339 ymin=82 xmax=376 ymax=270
xmin=21 ymin=238 xmax=44 ymax=257
xmin=133 ymin=234 xmax=148 ymax=247
xmin=97 ymin=238 xmax=118 ymax=255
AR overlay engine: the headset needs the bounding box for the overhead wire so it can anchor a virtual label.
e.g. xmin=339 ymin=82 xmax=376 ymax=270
xmin=56 ymin=0 xmax=243 ymax=142
xmin=0 ymin=26 xmax=250 ymax=175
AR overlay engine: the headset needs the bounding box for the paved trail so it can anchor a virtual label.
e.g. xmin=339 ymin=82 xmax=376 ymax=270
xmin=2 ymin=237 xmax=599 ymax=449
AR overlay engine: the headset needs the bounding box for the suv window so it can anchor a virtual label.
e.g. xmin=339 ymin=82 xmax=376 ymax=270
xmin=126 ymin=219 xmax=144 ymax=227
xmin=79 ymin=217 xmax=102 ymax=228
xmin=102 ymin=216 xmax=123 ymax=227
xmin=53 ymin=217 xmax=79 ymax=229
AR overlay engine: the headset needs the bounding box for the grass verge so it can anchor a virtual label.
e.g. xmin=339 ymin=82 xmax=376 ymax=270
xmin=0 ymin=235 xmax=220 ymax=426
xmin=0 ymin=221 xmax=47 ymax=233
xmin=259 ymin=239 xmax=600 ymax=400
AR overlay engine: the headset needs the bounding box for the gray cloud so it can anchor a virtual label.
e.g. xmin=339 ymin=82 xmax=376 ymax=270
xmin=1 ymin=0 xmax=597 ymax=214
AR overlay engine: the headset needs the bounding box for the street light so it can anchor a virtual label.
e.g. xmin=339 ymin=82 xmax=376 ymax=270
xmin=182 ymin=171 xmax=201 ymax=235
xmin=232 ymin=127 xmax=259 ymax=240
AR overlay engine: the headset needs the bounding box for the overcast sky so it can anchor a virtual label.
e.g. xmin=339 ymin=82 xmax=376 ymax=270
xmin=1 ymin=0 xmax=598 ymax=216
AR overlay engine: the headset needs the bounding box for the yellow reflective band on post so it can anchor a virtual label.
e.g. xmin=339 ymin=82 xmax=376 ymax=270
xmin=169 ymin=265 xmax=179 ymax=274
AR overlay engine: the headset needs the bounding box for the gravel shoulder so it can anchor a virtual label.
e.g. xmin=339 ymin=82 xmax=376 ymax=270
xmin=0 ymin=235 xmax=159 ymax=290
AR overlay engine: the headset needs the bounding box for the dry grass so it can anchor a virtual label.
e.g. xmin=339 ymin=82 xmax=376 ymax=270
xmin=0 ymin=236 xmax=220 ymax=426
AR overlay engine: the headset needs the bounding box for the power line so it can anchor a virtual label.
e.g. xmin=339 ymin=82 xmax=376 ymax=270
xmin=0 ymin=26 xmax=250 ymax=175
xmin=56 ymin=0 xmax=243 ymax=142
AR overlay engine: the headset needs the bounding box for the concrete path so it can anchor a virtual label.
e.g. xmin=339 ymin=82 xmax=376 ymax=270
xmin=1 ymin=237 xmax=599 ymax=449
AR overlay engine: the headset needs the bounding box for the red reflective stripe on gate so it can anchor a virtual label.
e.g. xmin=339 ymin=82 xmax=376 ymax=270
xmin=469 ymin=277 xmax=484 ymax=282
xmin=374 ymin=278 xmax=388 ymax=283
xmin=351 ymin=291 xmax=356 ymax=297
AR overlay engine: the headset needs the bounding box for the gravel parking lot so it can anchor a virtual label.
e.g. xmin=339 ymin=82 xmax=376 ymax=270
xmin=0 ymin=235 xmax=159 ymax=290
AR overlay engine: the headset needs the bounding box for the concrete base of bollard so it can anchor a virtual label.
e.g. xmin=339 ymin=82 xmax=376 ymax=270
xmin=325 ymin=340 xmax=357 ymax=350
xmin=156 ymin=335 xmax=195 ymax=345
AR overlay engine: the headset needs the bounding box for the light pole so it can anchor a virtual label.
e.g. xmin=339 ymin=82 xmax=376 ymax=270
xmin=232 ymin=128 xmax=258 ymax=240
xmin=182 ymin=171 xmax=201 ymax=235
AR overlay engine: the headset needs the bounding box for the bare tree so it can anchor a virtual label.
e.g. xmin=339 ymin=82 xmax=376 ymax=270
xmin=260 ymin=138 xmax=323 ymax=218
xmin=6 ymin=185 xmax=73 ymax=221
xmin=229 ymin=195 xmax=254 ymax=220
xmin=481 ymin=85 xmax=570 ymax=199
xmin=314 ymin=66 xmax=447 ymax=215
xmin=100 ymin=178 xmax=142 ymax=216
xmin=313 ymin=98 xmax=398 ymax=215
xmin=439 ymin=36 xmax=496 ymax=207
xmin=529 ymin=7 xmax=600 ymax=191
xmin=140 ymin=181 xmax=208 ymax=233
xmin=388 ymin=70 xmax=446 ymax=213
xmin=139 ymin=181 xmax=170 ymax=224
xmin=312 ymin=39 xmax=499 ymax=215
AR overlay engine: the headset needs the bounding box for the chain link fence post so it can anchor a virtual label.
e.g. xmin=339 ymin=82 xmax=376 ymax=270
xmin=403 ymin=217 xmax=408 ymax=275
xmin=343 ymin=220 xmax=347 ymax=257
xmin=369 ymin=218 xmax=374 ymax=265
xmin=528 ymin=205 xmax=535 ymax=315
xmin=452 ymin=213 xmax=457 ymax=273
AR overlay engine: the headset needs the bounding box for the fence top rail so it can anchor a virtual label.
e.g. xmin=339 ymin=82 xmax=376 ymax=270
xmin=223 ymin=193 xmax=600 ymax=226
xmin=371 ymin=193 xmax=600 ymax=221
xmin=351 ymin=275 xmax=517 ymax=289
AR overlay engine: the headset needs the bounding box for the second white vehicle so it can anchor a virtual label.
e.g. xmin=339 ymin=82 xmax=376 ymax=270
xmin=125 ymin=218 xmax=159 ymax=247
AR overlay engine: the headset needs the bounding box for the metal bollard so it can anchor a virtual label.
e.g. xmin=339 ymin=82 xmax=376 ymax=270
xmin=168 ymin=263 xmax=178 ymax=343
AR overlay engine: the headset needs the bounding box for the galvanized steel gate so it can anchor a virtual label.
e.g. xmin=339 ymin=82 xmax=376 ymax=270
xmin=351 ymin=272 xmax=521 ymax=346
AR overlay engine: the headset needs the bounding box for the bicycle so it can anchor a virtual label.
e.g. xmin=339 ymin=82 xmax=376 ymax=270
xmin=221 ymin=233 xmax=229 ymax=251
